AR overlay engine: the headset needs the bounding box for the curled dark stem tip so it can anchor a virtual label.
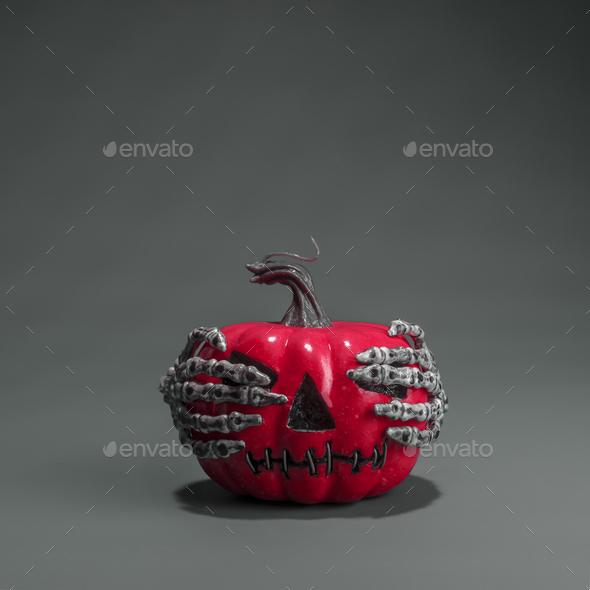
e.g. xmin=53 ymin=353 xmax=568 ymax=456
xmin=260 ymin=236 xmax=320 ymax=264
xmin=246 ymin=238 xmax=331 ymax=328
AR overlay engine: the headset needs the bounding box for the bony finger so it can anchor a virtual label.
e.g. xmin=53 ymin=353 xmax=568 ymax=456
xmin=212 ymin=360 xmax=271 ymax=386
xmin=183 ymin=357 xmax=271 ymax=386
xmin=346 ymin=365 xmax=383 ymax=385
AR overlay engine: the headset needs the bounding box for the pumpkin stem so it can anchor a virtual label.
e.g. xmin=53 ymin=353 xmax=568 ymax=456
xmin=245 ymin=237 xmax=333 ymax=328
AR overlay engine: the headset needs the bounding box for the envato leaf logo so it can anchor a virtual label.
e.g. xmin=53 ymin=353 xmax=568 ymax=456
xmin=402 ymin=141 xmax=417 ymax=157
xmin=403 ymin=140 xmax=493 ymax=158
xmin=402 ymin=440 xmax=493 ymax=458
xmin=103 ymin=141 xmax=117 ymax=157
xmin=103 ymin=441 xmax=117 ymax=457
xmin=101 ymin=440 xmax=192 ymax=458
xmin=102 ymin=140 xmax=193 ymax=158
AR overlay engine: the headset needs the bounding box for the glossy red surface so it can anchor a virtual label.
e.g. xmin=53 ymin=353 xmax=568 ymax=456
xmin=189 ymin=321 xmax=427 ymax=504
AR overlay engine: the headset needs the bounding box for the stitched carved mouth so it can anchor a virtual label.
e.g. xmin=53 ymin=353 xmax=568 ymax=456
xmin=245 ymin=441 xmax=387 ymax=479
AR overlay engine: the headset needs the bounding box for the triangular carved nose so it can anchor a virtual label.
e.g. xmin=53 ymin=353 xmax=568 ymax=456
xmin=287 ymin=373 xmax=335 ymax=432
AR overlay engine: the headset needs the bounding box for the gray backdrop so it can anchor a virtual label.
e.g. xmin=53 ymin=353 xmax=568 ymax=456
xmin=1 ymin=1 xmax=589 ymax=589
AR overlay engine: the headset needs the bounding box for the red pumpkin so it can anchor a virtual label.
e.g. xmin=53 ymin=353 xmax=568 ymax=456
xmin=160 ymin=240 xmax=446 ymax=504
xmin=193 ymin=322 xmax=429 ymax=503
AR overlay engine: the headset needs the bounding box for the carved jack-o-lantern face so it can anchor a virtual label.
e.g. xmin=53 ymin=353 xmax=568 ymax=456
xmin=161 ymin=321 xmax=437 ymax=504
xmin=159 ymin=242 xmax=447 ymax=504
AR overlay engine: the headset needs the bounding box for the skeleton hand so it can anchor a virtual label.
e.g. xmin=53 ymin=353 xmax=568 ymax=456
xmin=346 ymin=319 xmax=448 ymax=448
xmin=159 ymin=327 xmax=287 ymax=459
